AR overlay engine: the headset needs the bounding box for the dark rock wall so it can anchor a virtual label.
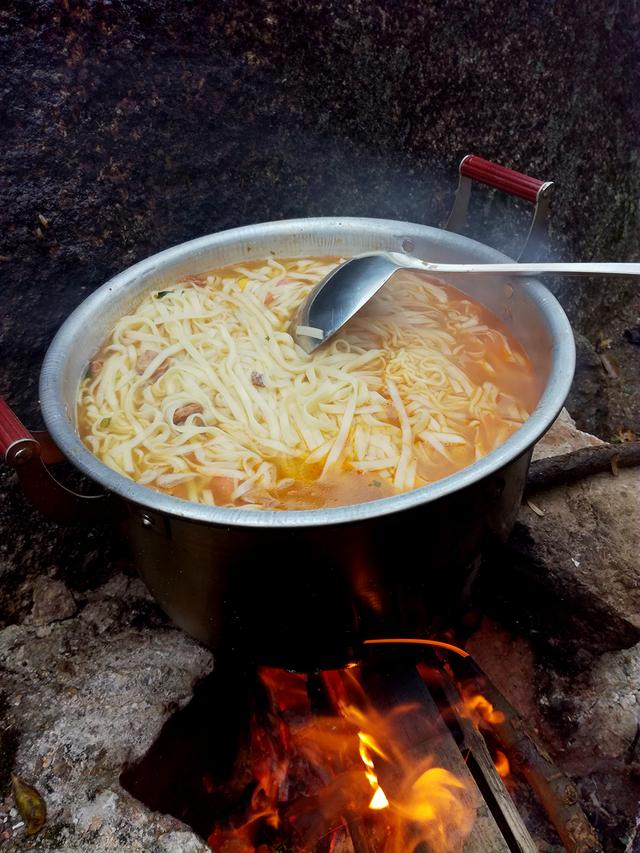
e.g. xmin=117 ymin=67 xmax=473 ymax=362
xmin=2 ymin=0 xmax=639 ymax=415
xmin=0 ymin=0 xmax=639 ymax=624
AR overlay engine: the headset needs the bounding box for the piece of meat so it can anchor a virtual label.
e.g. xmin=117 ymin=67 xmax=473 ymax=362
xmin=173 ymin=403 xmax=204 ymax=425
xmin=136 ymin=350 xmax=158 ymax=373
xmin=151 ymin=359 xmax=171 ymax=381
xmin=179 ymin=274 xmax=208 ymax=287
xmin=137 ymin=350 xmax=172 ymax=381
xmin=251 ymin=371 xmax=266 ymax=388
xmin=209 ymin=476 xmax=236 ymax=505
xmin=89 ymin=359 xmax=103 ymax=377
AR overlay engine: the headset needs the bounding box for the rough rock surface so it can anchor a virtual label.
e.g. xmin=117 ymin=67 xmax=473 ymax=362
xmin=532 ymin=407 xmax=603 ymax=460
xmin=564 ymin=333 xmax=613 ymax=441
xmin=0 ymin=575 xmax=212 ymax=851
xmin=471 ymin=410 xmax=640 ymax=850
xmin=481 ymin=410 xmax=640 ymax=660
xmin=0 ymin=463 xmax=128 ymax=630
xmin=27 ymin=577 xmax=77 ymax=626
xmin=511 ymin=466 xmax=640 ymax=654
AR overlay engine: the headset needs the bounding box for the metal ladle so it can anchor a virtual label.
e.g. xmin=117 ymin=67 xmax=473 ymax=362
xmin=290 ymin=251 xmax=640 ymax=354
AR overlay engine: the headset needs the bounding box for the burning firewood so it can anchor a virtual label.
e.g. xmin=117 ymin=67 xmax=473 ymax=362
xmin=442 ymin=653 xmax=603 ymax=853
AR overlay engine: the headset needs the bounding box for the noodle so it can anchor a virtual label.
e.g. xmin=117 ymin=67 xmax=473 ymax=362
xmin=77 ymin=257 xmax=541 ymax=510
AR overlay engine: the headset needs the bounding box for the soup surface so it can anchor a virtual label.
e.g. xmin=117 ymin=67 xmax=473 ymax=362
xmin=78 ymin=256 xmax=541 ymax=510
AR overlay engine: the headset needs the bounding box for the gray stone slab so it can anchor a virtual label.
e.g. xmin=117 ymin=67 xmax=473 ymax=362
xmin=0 ymin=575 xmax=211 ymax=851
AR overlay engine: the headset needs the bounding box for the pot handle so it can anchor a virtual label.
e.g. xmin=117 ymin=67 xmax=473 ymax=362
xmin=445 ymin=154 xmax=554 ymax=261
xmin=0 ymin=396 xmax=118 ymax=525
xmin=0 ymin=396 xmax=35 ymax=455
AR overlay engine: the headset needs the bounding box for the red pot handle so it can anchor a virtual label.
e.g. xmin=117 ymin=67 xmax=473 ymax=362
xmin=0 ymin=395 xmax=117 ymax=524
xmin=446 ymin=153 xmax=554 ymax=261
xmin=0 ymin=396 xmax=35 ymax=462
xmin=459 ymin=154 xmax=545 ymax=205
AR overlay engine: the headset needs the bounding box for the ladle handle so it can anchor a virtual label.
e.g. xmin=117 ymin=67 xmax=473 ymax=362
xmin=415 ymin=261 xmax=640 ymax=277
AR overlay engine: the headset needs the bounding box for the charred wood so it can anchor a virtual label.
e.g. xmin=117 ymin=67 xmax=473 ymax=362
xmin=445 ymin=654 xmax=603 ymax=853
xmin=526 ymin=441 xmax=640 ymax=493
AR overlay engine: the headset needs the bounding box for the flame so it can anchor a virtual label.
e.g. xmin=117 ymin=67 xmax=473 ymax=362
xmin=462 ymin=692 xmax=505 ymax=726
xmin=494 ymin=749 xmax=510 ymax=778
xmin=369 ymin=785 xmax=390 ymax=810
xmin=357 ymin=732 xmax=389 ymax=810
xmin=207 ymin=666 xmax=477 ymax=852
xmin=391 ymin=765 xmax=475 ymax=852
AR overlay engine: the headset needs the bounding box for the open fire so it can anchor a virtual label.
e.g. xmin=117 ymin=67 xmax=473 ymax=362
xmin=120 ymin=641 xmax=602 ymax=853
xmin=206 ymin=660 xmax=508 ymax=852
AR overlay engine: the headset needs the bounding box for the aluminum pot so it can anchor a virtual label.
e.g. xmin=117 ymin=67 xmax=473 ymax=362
xmin=0 ymin=178 xmax=575 ymax=670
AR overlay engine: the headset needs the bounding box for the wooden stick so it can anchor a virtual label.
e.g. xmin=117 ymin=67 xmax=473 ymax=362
xmin=434 ymin=673 xmax=538 ymax=853
xmin=445 ymin=655 xmax=603 ymax=853
xmin=345 ymin=817 xmax=377 ymax=853
xmin=526 ymin=441 xmax=640 ymax=493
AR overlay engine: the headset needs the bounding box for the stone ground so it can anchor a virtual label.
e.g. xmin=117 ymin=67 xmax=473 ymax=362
xmin=0 ymin=574 xmax=212 ymax=852
xmin=1 ymin=411 xmax=638 ymax=852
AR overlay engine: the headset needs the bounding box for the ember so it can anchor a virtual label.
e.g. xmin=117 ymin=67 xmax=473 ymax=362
xmin=493 ymin=751 xmax=510 ymax=779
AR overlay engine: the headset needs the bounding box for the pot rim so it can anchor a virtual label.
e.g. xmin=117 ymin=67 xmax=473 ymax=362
xmin=40 ymin=217 xmax=575 ymax=529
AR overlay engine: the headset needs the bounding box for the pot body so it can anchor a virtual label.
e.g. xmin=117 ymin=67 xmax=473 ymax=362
xmin=39 ymin=218 xmax=575 ymax=667
xmin=124 ymin=450 xmax=530 ymax=669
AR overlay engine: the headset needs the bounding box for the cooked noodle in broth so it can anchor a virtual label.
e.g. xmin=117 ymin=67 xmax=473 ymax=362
xmin=78 ymin=257 xmax=541 ymax=510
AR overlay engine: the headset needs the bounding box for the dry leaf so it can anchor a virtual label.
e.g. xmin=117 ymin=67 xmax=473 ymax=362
xmin=526 ymin=499 xmax=545 ymax=517
xmin=600 ymin=353 xmax=620 ymax=379
xmin=11 ymin=773 xmax=46 ymax=835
